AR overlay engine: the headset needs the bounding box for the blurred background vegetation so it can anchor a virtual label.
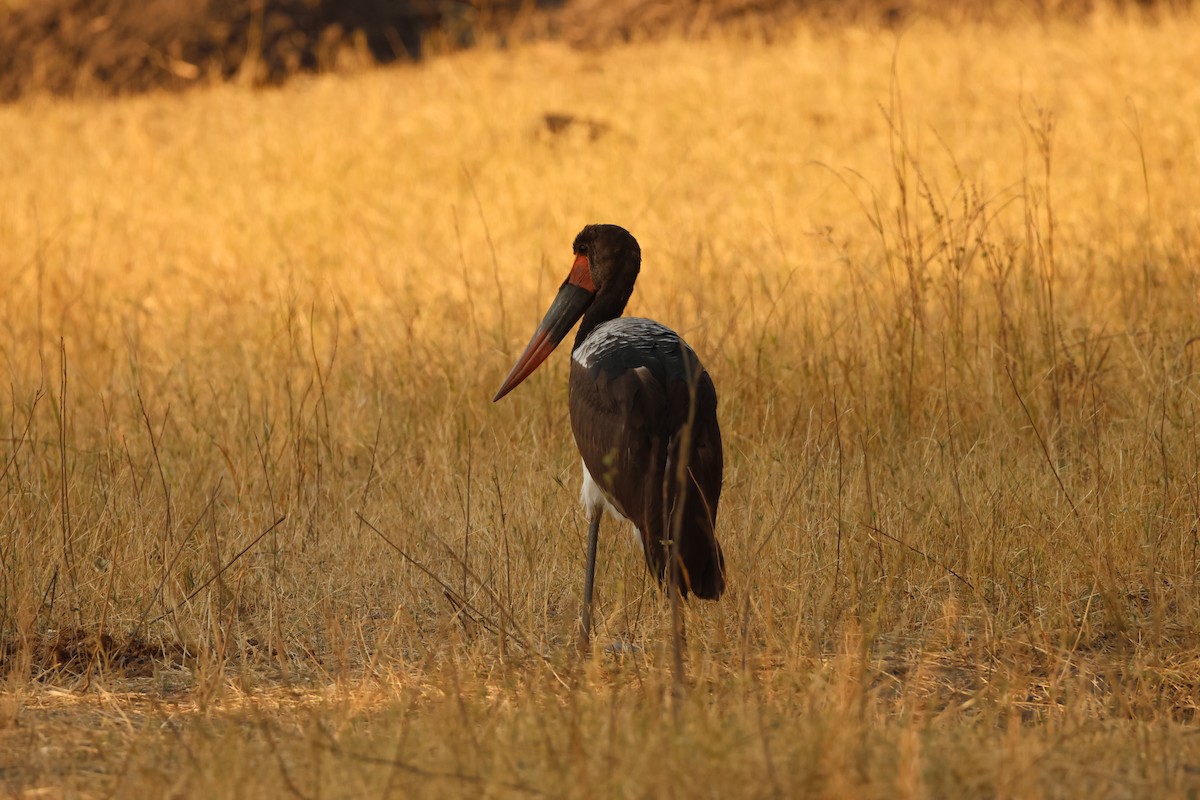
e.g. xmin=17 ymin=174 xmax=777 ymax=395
xmin=1 ymin=0 xmax=1195 ymax=101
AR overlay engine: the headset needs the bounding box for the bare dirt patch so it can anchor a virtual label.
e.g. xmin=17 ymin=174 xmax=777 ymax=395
xmin=1 ymin=628 xmax=191 ymax=678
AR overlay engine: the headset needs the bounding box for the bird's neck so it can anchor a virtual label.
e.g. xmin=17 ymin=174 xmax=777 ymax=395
xmin=574 ymin=284 xmax=633 ymax=351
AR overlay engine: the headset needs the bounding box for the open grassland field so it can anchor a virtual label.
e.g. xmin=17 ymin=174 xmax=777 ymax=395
xmin=3 ymin=10 xmax=1200 ymax=798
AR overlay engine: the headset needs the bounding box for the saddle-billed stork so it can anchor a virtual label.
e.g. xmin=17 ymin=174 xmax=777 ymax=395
xmin=493 ymin=224 xmax=725 ymax=649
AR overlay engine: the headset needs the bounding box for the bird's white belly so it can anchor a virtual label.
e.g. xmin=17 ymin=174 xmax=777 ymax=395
xmin=580 ymin=459 xmax=644 ymax=553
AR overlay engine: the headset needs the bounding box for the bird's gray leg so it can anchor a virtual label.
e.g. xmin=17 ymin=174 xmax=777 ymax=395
xmin=577 ymin=507 xmax=603 ymax=655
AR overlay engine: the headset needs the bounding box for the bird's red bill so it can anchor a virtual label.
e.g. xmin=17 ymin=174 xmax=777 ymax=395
xmin=492 ymin=326 xmax=557 ymax=402
xmin=492 ymin=274 xmax=596 ymax=402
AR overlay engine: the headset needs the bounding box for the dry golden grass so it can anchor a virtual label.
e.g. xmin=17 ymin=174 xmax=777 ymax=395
xmin=2 ymin=8 xmax=1200 ymax=797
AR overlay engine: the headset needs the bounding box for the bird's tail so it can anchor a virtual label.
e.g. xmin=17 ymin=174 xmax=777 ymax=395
xmin=652 ymin=433 xmax=725 ymax=600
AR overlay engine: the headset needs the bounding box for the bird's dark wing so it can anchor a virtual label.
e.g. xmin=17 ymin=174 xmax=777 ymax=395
xmin=663 ymin=368 xmax=725 ymax=599
xmin=569 ymin=356 xmax=724 ymax=599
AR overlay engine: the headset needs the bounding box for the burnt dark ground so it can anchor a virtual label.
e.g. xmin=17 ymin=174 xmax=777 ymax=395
xmin=0 ymin=0 xmax=547 ymax=101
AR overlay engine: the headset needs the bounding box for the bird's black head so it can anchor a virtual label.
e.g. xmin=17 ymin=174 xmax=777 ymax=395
xmin=493 ymin=223 xmax=642 ymax=402
xmin=573 ymin=224 xmax=641 ymax=294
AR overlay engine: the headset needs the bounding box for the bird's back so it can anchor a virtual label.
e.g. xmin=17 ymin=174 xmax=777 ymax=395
xmin=569 ymin=318 xmax=725 ymax=599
